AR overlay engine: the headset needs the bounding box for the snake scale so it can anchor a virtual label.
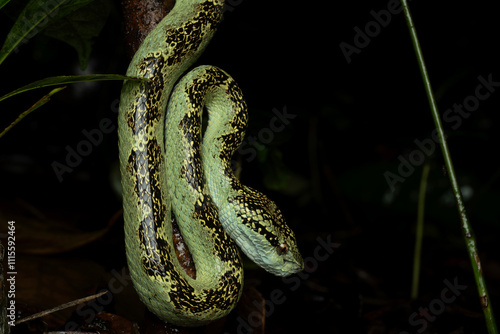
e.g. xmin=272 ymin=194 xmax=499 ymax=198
xmin=118 ymin=0 xmax=303 ymax=326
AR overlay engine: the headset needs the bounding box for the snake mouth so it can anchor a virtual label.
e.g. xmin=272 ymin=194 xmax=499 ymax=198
xmin=266 ymin=260 xmax=303 ymax=277
xmin=283 ymin=256 xmax=304 ymax=275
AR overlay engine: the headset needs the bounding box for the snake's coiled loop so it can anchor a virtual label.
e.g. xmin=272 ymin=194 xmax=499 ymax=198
xmin=118 ymin=0 xmax=303 ymax=326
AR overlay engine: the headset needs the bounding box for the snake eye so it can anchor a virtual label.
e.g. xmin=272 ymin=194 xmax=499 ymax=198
xmin=277 ymin=243 xmax=289 ymax=255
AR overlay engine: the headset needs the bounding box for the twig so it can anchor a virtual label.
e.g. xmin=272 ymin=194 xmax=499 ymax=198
xmin=14 ymin=290 xmax=108 ymax=326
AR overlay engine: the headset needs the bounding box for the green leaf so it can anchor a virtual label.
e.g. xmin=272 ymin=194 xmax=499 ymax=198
xmin=0 ymin=0 xmax=11 ymax=11
xmin=43 ymin=0 xmax=111 ymax=70
xmin=43 ymin=0 xmax=97 ymax=20
xmin=0 ymin=0 xmax=67 ymax=65
xmin=0 ymin=74 xmax=141 ymax=102
xmin=0 ymin=0 xmax=104 ymax=66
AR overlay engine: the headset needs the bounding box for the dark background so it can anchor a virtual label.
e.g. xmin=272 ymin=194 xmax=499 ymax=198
xmin=1 ymin=0 xmax=499 ymax=333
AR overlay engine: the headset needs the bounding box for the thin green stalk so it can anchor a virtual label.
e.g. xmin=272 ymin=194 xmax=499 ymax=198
xmin=0 ymin=87 xmax=65 ymax=139
xmin=411 ymin=162 xmax=430 ymax=300
xmin=400 ymin=1 xmax=498 ymax=332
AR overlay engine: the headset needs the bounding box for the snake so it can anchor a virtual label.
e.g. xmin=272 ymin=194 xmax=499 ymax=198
xmin=118 ymin=0 xmax=303 ymax=327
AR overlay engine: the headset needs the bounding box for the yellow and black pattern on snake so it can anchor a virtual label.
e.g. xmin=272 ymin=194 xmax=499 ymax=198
xmin=118 ymin=0 xmax=303 ymax=327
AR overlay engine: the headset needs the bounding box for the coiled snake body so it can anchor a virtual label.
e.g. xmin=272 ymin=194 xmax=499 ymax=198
xmin=118 ymin=0 xmax=303 ymax=326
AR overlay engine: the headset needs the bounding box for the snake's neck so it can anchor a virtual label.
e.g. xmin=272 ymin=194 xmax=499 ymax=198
xmin=202 ymin=95 xmax=304 ymax=277
xmin=200 ymin=94 xmax=263 ymax=254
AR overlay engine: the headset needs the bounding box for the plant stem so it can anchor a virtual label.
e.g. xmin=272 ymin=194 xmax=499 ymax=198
xmin=411 ymin=162 xmax=430 ymax=300
xmin=0 ymin=87 xmax=65 ymax=139
xmin=400 ymin=1 xmax=498 ymax=332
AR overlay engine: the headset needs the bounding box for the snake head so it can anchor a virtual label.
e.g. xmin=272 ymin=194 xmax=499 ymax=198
xmin=227 ymin=185 xmax=304 ymax=277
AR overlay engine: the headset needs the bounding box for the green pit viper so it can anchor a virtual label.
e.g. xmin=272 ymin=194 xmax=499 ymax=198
xmin=118 ymin=0 xmax=303 ymax=326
